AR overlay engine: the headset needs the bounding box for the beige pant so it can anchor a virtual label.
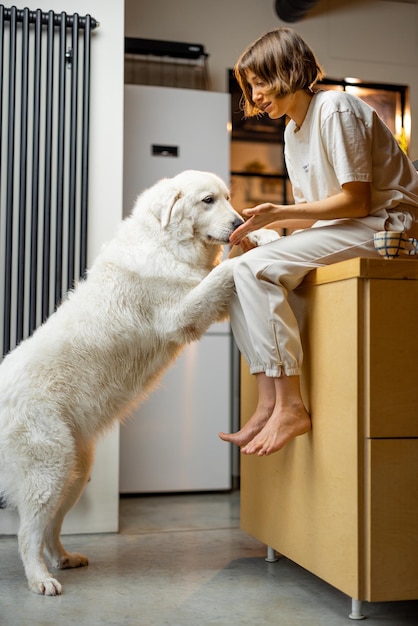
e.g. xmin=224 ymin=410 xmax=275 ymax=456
xmin=229 ymin=219 xmax=382 ymax=377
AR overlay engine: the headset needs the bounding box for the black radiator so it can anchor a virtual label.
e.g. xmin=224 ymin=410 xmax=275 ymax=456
xmin=0 ymin=5 xmax=99 ymax=357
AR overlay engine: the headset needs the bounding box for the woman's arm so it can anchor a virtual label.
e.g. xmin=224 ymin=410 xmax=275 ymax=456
xmin=229 ymin=181 xmax=371 ymax=244
xmin=264 ymin=218 xmax=317 ymax=231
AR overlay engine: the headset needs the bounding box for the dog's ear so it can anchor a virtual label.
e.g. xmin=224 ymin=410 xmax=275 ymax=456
xmin=144 ymin=178 xmax=183 ymax=229
xmin=160 ymin=189 xmax=183 ymax=229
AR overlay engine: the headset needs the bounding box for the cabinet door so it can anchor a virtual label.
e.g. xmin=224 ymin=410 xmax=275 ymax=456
xmin=367 ymin=279 xmax=418 ymax=438
xmin=365 ymin=438 xmax=418 ymax=601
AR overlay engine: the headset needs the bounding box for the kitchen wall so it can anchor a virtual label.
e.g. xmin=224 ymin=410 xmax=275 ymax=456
xmin=125 ymin=0 xmax=418 ymax=158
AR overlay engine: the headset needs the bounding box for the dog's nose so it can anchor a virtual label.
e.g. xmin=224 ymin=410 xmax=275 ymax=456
xmin=232 ymin=216 xmax=244 ymax=231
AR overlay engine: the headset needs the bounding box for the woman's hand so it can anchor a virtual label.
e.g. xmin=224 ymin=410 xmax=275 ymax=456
xmin=239 ymin=236 xmax=258 ymax=252
xmin=229 ymin=203 xmax=281 ymax=245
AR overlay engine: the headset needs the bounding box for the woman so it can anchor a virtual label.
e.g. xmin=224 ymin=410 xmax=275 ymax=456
xmin=219 ymin=27 xmax=418 ymax=456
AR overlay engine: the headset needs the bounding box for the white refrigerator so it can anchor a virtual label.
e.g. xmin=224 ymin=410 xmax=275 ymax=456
xmin=119 ymin=85 xmax=234 ymax=493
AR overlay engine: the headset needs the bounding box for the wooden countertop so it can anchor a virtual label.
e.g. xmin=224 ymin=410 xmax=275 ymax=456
xmin=300 ymin=257 xmax=418 ymax=287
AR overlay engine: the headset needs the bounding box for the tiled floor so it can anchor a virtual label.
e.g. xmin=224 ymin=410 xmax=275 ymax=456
xmin=0 ymin=491 xmax=417 ymax=625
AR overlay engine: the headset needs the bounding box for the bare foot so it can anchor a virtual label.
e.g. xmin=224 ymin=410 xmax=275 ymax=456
xmin=219 ymin=374 xmax=275 ymax=447
xmin=219 ymin=409 xmax=271 ymax=447
xmin=241 ymin=401 xmax=311 ymax=456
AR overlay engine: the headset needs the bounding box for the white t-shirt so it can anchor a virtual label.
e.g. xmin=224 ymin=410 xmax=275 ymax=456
xmin=284 ymin=89 xmax=418 ymax=236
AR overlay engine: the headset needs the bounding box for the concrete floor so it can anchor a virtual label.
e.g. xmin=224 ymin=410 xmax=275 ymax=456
xmin=0 ymin=491 xmax=417 ymax=625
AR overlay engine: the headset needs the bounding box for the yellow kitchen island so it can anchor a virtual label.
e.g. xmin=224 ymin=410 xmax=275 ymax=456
xmin=240 ymin=257 xmax=418 ymax=619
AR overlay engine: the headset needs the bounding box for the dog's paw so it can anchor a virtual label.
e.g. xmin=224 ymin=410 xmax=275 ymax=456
xmin=55 ymin=551 xmax=89 ymax=569
xmin=247 ymin=228 xmax=280 ymax=247
xmin=30 ymin=576 xmax=63 ymax=596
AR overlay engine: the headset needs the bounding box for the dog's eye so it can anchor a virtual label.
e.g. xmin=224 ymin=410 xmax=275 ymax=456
xmin=202 ymin=195 xmax=215 ymax=204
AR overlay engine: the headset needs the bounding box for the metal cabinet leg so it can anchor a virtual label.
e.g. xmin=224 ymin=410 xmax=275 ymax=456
xmin=349 ymin=598 xmax=365 ymax=620
xmin=265 ymin=546 xmax=279 ymax=562
xmin=263 ymin=550 xmax=365 ymax=620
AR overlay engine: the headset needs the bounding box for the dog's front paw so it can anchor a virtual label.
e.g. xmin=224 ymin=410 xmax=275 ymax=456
xmin=247 ymin=229 xmax=280 ymax=247
xmin=30 ymin=575 xmax=63 ymax=596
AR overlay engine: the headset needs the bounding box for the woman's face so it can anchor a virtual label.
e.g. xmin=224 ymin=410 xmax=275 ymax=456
xmin=245 ymin=71 xmax=293 ymax=120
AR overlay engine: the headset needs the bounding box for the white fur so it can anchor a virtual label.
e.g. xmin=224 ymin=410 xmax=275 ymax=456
xmin=247 ymin=228 xmax=281 ymax=247
xmin=0 ymin=170 xmax=243 ymax=595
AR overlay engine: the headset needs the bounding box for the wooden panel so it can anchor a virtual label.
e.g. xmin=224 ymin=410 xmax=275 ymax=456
xmin=302 ymin=257 xmax=418 ymax=287
xmin=365 ymin=439 xmax=418 ymax=601
xmin=366 ymin=279 xmax=418 ymax=438
xmin=241 ymin=278 xmax=364 ymax=598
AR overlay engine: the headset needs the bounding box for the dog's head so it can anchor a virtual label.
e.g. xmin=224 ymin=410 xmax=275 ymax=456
xmin=134 ymin=170 xmax=244 ymax=244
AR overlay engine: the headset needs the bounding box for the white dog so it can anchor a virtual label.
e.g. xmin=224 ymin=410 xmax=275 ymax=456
xmin=0 ymin=170 xmax=244 ymax=596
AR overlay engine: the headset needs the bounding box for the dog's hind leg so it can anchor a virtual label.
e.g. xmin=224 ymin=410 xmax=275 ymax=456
xmin=15 ymin=422 xmax=80 ymax=595
xmin=44 ymin=441 xmax=95 ymax=571
xmin=18 ymin=507 xmax=64 ymax=595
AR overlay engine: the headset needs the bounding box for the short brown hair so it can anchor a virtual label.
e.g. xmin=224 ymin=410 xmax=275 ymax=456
xmin=235 ymin=28 xmax=325 ymax=117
